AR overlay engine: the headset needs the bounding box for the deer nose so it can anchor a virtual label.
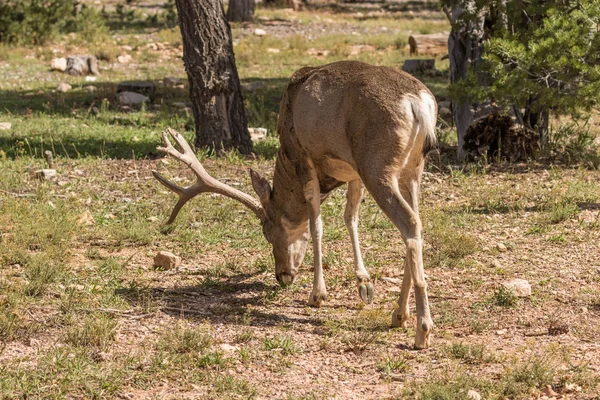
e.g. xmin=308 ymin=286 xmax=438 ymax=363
xmin=276 ymin=273 xmax=294 ymax=286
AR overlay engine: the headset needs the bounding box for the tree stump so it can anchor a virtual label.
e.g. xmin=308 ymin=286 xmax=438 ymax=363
xmin=402 ymin=59 xmax=435 ymax=74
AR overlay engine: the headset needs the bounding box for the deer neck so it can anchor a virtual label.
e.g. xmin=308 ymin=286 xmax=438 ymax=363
xmin=270 ymin=144 xmax=310 ymax=227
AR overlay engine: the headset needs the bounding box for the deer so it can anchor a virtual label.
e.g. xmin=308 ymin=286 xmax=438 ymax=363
xmin=152 ymin=60 xmax=437 ymax=349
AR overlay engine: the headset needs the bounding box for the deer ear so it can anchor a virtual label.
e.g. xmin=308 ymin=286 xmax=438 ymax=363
xmin=249 ymin=169 xmax=272 ymax=210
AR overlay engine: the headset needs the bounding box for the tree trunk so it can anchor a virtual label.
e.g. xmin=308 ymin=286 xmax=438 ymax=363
xmin=175 ymin=0 xmax=252 ymax=154
xmin=446 ymin=3 xmax=486 ymax=160
xmin=227 ymin=0 xmax=255 ymax=22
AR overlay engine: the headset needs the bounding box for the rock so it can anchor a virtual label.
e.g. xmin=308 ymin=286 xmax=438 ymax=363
xmin=349 ymin=45 xmax=375 ymax=55
xmin=163 ymin=76 xmax=181 ymax=88
xmin=122 ymin=45 xmax=133 ymax=51
xmin=78 ymin=210 xmax=95 ymax=226
xmin=117 ymin=54 xmax=133 ymax=64
xmin=51 ymin=57 xmax=67 ymax=72
xmin=172 ymin=102 xmax=187 ymax=108
xmin=267 ymin=48 xmax=280 ymax=53
xmin=118 ymin=91 xmax=149 ymax=106
xmin=0 ymin=122 xmax=11 ymax=131
xmin=254 ymin=28 xmax=267 ymax=36
xmin=219 ymin=343 xmax=239 ymax=353
xmin=117 ymin=80 xmax=156 ymax=96
xmin=243 ymin=81 xmax=266 ymax=91
xmin=249 ymin=127 xmax=267 ymax=142
xmin=66 ymin=55 xmax=99 ymax=76
xmin=154 ymin=251 xmax=181 ymax=270
xmin=439 ymin=107 xmax=451 ymax=118
xmin=35 ymin=169 xmax=57 ymax=181
xmin=85 ymin=85 xmax=97 ymax=93
xmin=85 ymin=76 xmax=97 ymax=82
xmin=496 ymin=242 xmax=507 ymax=252
xmin=491 ymin=259 xmax=502 ymax=269
xmin=56 ymin=83 xmax=72 ymax=93
xmin=467 ymin=390 xmax=481 ymax=400
xmin=307 ymin=48 xmax=330 ymax=56
xmin=502 ymin=278 xmax=531 ymax=297
xmin=438 ymin=100 xmax=451 ymax=109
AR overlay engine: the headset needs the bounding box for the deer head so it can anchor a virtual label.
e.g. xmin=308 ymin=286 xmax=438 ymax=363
xmin=152 ymin=128 xmax=307 ymax=286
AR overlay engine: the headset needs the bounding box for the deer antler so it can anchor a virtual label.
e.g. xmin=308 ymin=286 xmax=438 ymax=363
xmin=152 ymin=128 xmax=264 ymax=224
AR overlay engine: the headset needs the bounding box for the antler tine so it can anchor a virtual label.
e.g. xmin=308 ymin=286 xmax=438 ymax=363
xmin=152 ymin=128 xmax=265 ymax=225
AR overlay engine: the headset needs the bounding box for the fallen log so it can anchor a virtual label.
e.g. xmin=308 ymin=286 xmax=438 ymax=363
xmin=408 ymin=33 xmax=448 ymax=56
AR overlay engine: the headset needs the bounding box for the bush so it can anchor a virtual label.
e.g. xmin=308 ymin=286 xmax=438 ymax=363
xmin=0 ymin=0 xmax=74 ymax=45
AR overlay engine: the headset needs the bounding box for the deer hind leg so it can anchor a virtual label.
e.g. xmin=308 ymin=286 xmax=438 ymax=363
xmin=363 ymin=172 xmax=432 ymax=349
xmin=392 ymin=170 xmax=423 ymax=329
xmin=304 ymin=164 xmax=327 ymax=307
xmin=345 ymin=180 xmax=373 ymax=304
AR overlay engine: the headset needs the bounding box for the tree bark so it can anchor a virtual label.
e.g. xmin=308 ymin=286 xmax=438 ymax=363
xmin=227 ymin=0 xmax=255 ymax=22
xmin=175 ymin=0 xmax=252 ymax=154
xmin=446 ymin=3 xmax=486 ymax=160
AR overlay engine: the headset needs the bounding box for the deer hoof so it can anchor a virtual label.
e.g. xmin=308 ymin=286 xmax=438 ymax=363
xmin=308 ymin=291 xmax=327 ymax=307
xmin=391 ymin=307 xmax=411 ymax=328
xmin=358 ymin=282 xmax=374 ymax=304
xmin=414 ymin=317 xmax=433 ymax=350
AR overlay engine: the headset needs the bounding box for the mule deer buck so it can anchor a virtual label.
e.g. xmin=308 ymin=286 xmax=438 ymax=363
xmin=153 ymin=61 xmax=437 ymax=349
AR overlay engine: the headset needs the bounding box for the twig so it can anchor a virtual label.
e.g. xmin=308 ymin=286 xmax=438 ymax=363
xmin=0 ymin=189 xmax=34 ymax=198
xmin=524 ymin=331 xmax=547 ymax=337
xmin=161 ymin=306 xmax=212 ymax=316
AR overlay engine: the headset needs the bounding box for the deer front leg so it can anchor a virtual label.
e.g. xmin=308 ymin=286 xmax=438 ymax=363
xmin=344 ymin=180 xmax=373 ymax=304
xmin=305 ymin=173 xmax=327 ymax=307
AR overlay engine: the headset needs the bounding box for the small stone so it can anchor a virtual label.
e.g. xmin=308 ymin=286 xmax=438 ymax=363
xmin=491 ymin=259 xmax=502 ymax=269
xmin=467 ymin=390 xmax=481 ymax=400
xmin=118 ymin=91 xmax=149 ymax=106
xmin=56 ymin=83 xmax=72 ymax=93
xmin=496 ymin=243 xmax=507 ymax=252
xmin=267 ymin=48 xmax=280 ymax=53
xmin=248 ymin=127 xmax=267 ymax=142
xmin=122 ymin=45 xmax=133 ymax=51
xmin=496 ymin=329 xmax=507 ymax=335
xmin=154 ymin=251 xmax=181 ymax=270
xmin=163 ymin=76 xmax=181 ymax=88
xmin=51 ymin=57 xmax=67 ymax=72
xmin=78 ymin=210 xmax=95 ymax=226
xmin=117 ymin=54 xmax=133 ymax=64
xmin=35 ymin=169 xmax=57 ymax=181
xmin=147 ymin=216 xmax=159 ymax=222
xmin=85 ymin=76 xmax=97 ymax=82
xmin=254 ymin=28 xmax=267 ymax=36
xmin=28 ymin=338 xmax=41 ymax=347
xmin=502 ymin=278 xmax=531 ymax=297
xmin=0 ymin=122 xmax=11 ymax=131
xmin=84 ymin=85 xmax=97 ymax=93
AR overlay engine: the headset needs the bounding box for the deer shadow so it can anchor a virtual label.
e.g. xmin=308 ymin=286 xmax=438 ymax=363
xmin=115 ymin=269 xmax=326 ymax=331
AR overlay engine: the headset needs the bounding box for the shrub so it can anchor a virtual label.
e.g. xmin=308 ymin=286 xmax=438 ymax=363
xmin=0 ymin=0 xmax=74 ymax=45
